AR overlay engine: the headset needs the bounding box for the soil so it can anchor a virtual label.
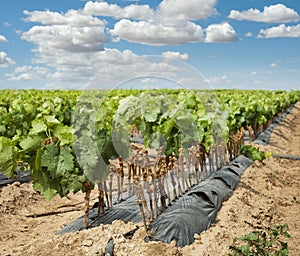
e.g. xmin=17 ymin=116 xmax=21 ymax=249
xmin=1 ymin=102 xmax=299 ymax=256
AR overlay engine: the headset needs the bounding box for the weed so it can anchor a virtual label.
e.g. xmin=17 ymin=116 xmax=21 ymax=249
xmin=230 ymin=224 xmax=291 ymax=256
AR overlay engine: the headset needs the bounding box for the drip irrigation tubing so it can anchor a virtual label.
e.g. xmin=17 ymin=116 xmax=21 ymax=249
xmin=272 ymin=154 xmax=300 ymax=161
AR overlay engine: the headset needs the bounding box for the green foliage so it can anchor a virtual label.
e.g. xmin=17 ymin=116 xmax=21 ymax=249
xmin=0 ymin=89 xmax=298 ymax=202
xmin=0 ymin=137 xmax=17 ymax=177
xmin=230 ymin=224 xmax=291 ymax=256
xmin=0 ymin=114 xmax=87 ymax=201
xmin=240 ymin=144 xmax=266 ymax=162
xmin=216 ymin=90 xmax=299 ymax=135
xmin=112 ymin=91 xmax=215 ymax=157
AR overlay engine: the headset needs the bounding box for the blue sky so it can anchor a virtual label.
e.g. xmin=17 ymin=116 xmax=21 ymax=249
xmin=0 ymin=0 xmax=299 ymax=90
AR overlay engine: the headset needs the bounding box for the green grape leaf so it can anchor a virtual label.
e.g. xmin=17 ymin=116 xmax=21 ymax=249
xmin=176 ymin=112 xmax=195 ymax=127
xmin=75 ymin=135 xmax=99 ymax=171
xmin=0 ymin=125 xmax=6 ymax=134
xmin=42 ymin=185 xmax=58 ymax=201
xmin=32 ymin=171 xmax=58 ymax=201
xmin=19 ymin=135 xmax=43 ymax=152
xmin=143 ymin=110 xmax=160 ymax=123
xmin=67 ymin=177 xmax=84 ymax=193
xmin=203 ymin=133 xmax=214 ymax=151
xmin=53 ymin=124 xmax=74 ymax=146
xmin=31 ymin=119 xmax=47 ymax=134
xmin=41 ymin=145 xmax=59 ymax=176
xmin=44 ymin=115 xmax=60 ymax=126
xmin=251 ymin=150 xmax=266 ymax=162
xmin=0 ymin=137 xmax=16 ymax=177
xmin=160 ymin=119 xmax=176 ymax=136
xmin=240 ymin=144 xmax=266 ymax=162
xmin=35 ymin=148 xmax=43 ymax=171
xmin=57 ymin=147 xmax=74 ymax=176
xmin=186 ymin=92 xmax=197 ymax=109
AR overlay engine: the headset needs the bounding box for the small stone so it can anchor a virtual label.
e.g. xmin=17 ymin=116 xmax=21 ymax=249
xmin=112 ymin=220 xmax=123 ymax=227
xmin=170 ymin=240 xmax=177 ymax=247
xmin=115 ymin=235 xmax=126 ymax=243
xmin=194 ymin=233 xmax=201 ymax=240
xmin=13 ymin=182 xmax=21 ymax=187
xmin=82 ymin=238 xmax=94 ymax=247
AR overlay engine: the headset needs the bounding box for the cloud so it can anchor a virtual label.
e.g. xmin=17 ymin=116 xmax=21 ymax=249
xmin=22 ymin=9 xmax=108 ymax=53
xmin=83 ymin=1 xmax=154 ymax=20
xmin=161 ymin=51 xmax=189 ymax=60
xmin=204 ymin=74 xmax=231 ymax=84
xmin=254 ymin=80 xmax=261 ymax=84
xmin=205 ymin=23 xmax=238 ymax=43
xmin=4 ymin=22 xmax=12 ymax=27
xmin=269 ymin=63 xmax=277 ymax=68
xmin=21 ymin=6 xmax=202 ymax=87
xmin=22 ymin=25 xmax=107 ymax=52
xmin=0 ymin=52 xmax=15 ymax=68
xmin=0 ymin=35 xmax=8 ymax=43
xmin=258 ymin=24 xmax=300 ymax=38
xmin=245 ymin=32 xmax=252 ymax=37
xmin=83 ymin=55 xmax=211 ymax=90
xmin=228 ymin=4 xmax=299 ymax=23
xmin=23 ymin=9 xmax=104 ymax=26
xmin=86 ymin=0 xmax=222 ymax=46
xmin=158 ymin=0 xmax=218 ymax=21
xmin=111 ymin=19 xmax=204 ymax=45
xmin=6 ymin=65 xmax=50 ymax=81
xmin=18 ymin=1 xmax=237 ymax=88
xmin=29 ymin=47 xmax=138 ymax=83
xmin=84 ymin=0 xmax=217 ymax=21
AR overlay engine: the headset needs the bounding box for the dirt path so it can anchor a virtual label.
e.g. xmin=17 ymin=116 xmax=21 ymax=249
xmin=1 ymin=102 xmax=299 ymax=256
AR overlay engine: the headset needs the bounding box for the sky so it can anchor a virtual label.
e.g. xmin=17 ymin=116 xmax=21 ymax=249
xmin=0 ymin=0 xmax=299 ymax=90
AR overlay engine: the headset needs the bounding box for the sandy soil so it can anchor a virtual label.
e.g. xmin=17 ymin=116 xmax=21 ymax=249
xmin=1 ymin=102 xmax=299 ymax=256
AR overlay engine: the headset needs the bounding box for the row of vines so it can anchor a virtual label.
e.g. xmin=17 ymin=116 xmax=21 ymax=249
xmin=0 ymin=89 xmax=299 ymax=227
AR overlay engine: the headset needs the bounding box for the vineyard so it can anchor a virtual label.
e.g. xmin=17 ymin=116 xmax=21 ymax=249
xmin=0 ymin=89 xmax=300 ymax=255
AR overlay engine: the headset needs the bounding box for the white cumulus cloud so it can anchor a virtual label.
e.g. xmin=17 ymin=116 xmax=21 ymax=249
xmin=0 ymin=35 xmax=8 ymax=43
xmin=18 ymin=1 xmax=239 ymax=88
xmin=86 ymin=0 xmax=222 ymax=46
xmin=258 ymin=24 xmax=300 ymax=38
xmin=111 ymin=19 xmax=204 ymax=46
xmin=7 ymin=65 xmax=50 ymax=81
xmin=22 ymin=25 xmax=107 ymax=52
xmin=204 ymin=74 xmax=231 ymax=85
xmin=83 ymin=1 xmax=154 ymax=20
xmin=0 ymin=52 xmax=15 ymax=68
xmin=158 ymin=0 xmax=218 ymax=21
xmin=269 ymin=63 xmax=277 ymax=68
xmin=228 ymin=4 xmax=299 ymax=23
xmin=161 ymin=51 xmax=189 ymax=60
xmin=205 ymin=23 xmax=238 ymax=43
xmin=24 ymin=9 xmax=105 ymax=26
xmin=22 ymin=9 xmax=108 ymax=53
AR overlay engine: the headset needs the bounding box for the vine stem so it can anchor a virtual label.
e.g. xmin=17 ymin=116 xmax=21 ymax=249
xmin=83 ymin=181 xmax=91 ymax=228
xmin=97 ymin=181 xmax=105 ymax=216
